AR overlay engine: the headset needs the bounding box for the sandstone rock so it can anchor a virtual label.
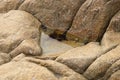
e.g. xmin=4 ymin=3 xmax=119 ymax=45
xmin=26 ymin=57 xmax=87 ymax=80
xmin=12 ymin=53 xmax=26 ymax=62
xmin=0 ymin=53 xmax=11 ymax=65
xmin=35 ymin=52 xmax=64 ymax=60
xmin=0 ymin=57 xmax=87 ymax=80
xmin=0 ymin=10 xmax=42 ymax=59
xmin=83 ymin=45 xmax=120 ymax=80
xmin=101 ymin=11 xmax=120 ymax=50
xmin=0 ymin=0 xmax=25 ymax=13
xmin=0 ymin=58 xmax=58 ymax=80
xmin=101 ymin=59 xmax=120 ymax=80
xmin=19 ymin=0 xmax=86 ymax=38
xmin=56 ymin=42 xmax=106 ymax=74
xmin=67 ymin=0 xmax=120 ymax=43
xmin=108 ymin=70 xmax=120 ymax=80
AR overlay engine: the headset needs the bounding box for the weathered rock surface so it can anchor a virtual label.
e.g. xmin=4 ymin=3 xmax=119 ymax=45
xmin=56 ymin=10 xmax=120 ymax=80
xmin=101 ymin=59 xmax=120 ymax=80
xmin=0 ymin=0 xmax=120 ymax=80
xmin=108 ymin=70 xmax=120 ymax=80
xmin=0 ymin=0 xmax=25 ymax=13
xmin=0 ymin=57 xmax=58 ymax=80
xmin=0 ymin=57 xmax=87 ymax=80
xmin=18 ymin=0 xmax=86 ymax=38
xmin=101 ymin=10 xmax=120 ymax=50
xmin=0 ymin=53 xmax=11 ymax=65
xmin=56 ymin=42 xmax=104 ymax=73
xmin=0 ymin=10 xmax=42 ymax=64
xmin=84 ymin=45 xmax=120 ymax=80
xmin=67 ymin=0 xmax=120 ymax=43
xmin=0 ymin=0 xmax=119 ymax=43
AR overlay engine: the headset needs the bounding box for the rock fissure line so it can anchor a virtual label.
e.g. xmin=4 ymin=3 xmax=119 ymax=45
xmin=63 ymin=0 xmax=87 ymax=40
xmin=82 ymin=45 xmax=118 ymax=75
xmin=16 ymin=0 xmax=25 ymax=10
xmin=64 ymin=0 xmax=93 ymax=42
xmin=104 ymin=59 xmax=120 ymax=80
xmin=97 ymin=9 xmax=120 ymax=42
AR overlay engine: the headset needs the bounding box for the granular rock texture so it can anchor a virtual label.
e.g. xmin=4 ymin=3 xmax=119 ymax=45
xmin=0 ymin=10 xmax=42 ymax=64
xmin=0 ymin=0 xmax=25 ymax=13
xmin=67 ymin=0 xmax=120 ymax=43
xmin=0 ymin=0 xmax=119 ymax=80
xmin=101 ymin=10 xmax=120 ymax=50
xmin=0 ymin=0 xmax=119 ymax=43
xmin=18 ymin=0 xmax=86 ymax=37
xmin=0 ymin=56 xmax=87 ymax=80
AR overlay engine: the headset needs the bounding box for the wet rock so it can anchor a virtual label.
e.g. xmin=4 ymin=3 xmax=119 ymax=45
xmin=0 ymin=10 xmax=42 ymax=59
xmin=41 ymin=32 xmax=73 ymax=54
xmin=67 ymin=0 xmax=120 ymax=43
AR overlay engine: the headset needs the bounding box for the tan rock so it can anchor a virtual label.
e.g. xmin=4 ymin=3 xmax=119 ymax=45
xmin=101 ymin=59 xmax=120 ymax=80
xmin=0 ymin=53 xmax=11 ymax=65
xmin=26 ymin=57 xmax=87 ymax=80
xmin=19 ymin=0 xmax=86 ymax=37
xmin=56 ymin=42 xmax=106 ymax=73
xmin=83 ymin=45 xmax=120 ymax=80
xmin=0 ymin=58 xmax=58 ymax=80
xmin=108 ymin=70 xmax=120 ymax=80
xmin=0 ymin=57 xmax=87 ymax=80
xmin=101 ymin=11 xmax=120 ymax=50
xmin=67 ymin=0 xmax=120 ymax=43
xmin=0 ymin=0 xmax=25 ymax=13
xmin=0 ymin=10 xmax=42 ymax=59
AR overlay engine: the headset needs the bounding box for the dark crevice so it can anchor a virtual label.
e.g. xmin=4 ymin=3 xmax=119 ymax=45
xmin=40 ymin=23 xmax=66 ymax=41
xmin=63 ymin=0 xmax=87 ymax=40
xmin=108 ymin=70 xmax=120 ymax=80
xmin=28 ymin=59 xmax=68 ymax=79
xmin=49 ymin=31 xmax=66 ymax=41
xmin=40 ymin=24 xmax=65 ymax=41
xmin=28 ymin=59 xmax=63 ymax=79
xmin=42 ymin=0 xmax=87 ymax=41
xmin=15 ymin=0 xmax=25 ymax=10
xmin=102 ymin=59 xmax=120 ymax=80
xmin=97 ymin=10 xmax=120 ymax=43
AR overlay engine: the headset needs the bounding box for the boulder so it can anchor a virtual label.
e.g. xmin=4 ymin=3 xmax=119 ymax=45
xmin=56 ymin=42 xmax=106 ymax=74
xmin=67 ymin=0 xmax=120 ymax=43
xmin=0 ymin=57 xmax=87 ymax=80
xmin=19 ymin=0 xmax=86 ymax=38
xmin=0 ymin=10 xmax=42 ymax=60
xmin=0 ymin=58 xmax=58 ymax=80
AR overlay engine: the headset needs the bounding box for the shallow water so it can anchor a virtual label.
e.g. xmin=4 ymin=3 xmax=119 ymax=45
xmin=41 ymin=32 xmax=73 ymax=54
